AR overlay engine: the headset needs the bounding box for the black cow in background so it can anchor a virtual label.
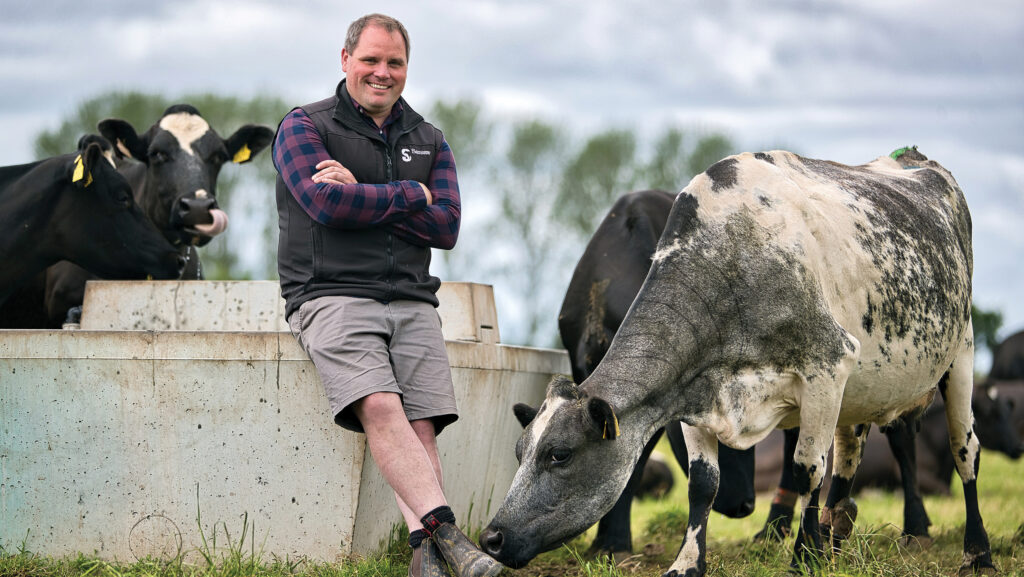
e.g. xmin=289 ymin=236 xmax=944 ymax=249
xmin=523 ymin=190 xmax=755 ymax=560
xmin=989 ymin=330 xmax=1024 ymax=381
xmin=1 ymin=105 xmax=274 ymax=327
xmin=0 ymin=135 xmax=182 ymax=307
xmin=986 ymin=329 xmax=1024 ymax=439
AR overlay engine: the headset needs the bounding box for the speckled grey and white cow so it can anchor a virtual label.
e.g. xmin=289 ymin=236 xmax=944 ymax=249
xmin=481 ymin=148 xmax=994 ymax=577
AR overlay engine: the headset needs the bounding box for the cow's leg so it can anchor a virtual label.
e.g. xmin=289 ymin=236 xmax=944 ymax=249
xmin=790 ymin=353 xmax=855 ymax=572
xmin=883 ymin=415 xmax=932 ymax=548
xmin=942 ymin=333 xmax=996 ymax=576
xmin=663 ymin=425 xmax=718 ymax=577
xmin=753 ymin=427 xmax=800 ymax=542
xmin=666 ymin=423 xmax=756 ymax=519
xmin=588 ymin=428 xmax=664 ymax=559
xmin=820 ymin=424 xmax=868 ymax=554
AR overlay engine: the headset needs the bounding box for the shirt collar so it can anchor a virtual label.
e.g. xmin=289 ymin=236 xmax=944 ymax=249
xmin=350 ymin=97 xmax=404 ymax=136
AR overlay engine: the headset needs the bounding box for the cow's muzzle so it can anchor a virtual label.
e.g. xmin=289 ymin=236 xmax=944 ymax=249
xmin=171 ymin=197 xmax=229 ymax=245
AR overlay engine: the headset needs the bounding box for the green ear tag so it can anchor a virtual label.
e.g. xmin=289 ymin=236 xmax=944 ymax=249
xmin=72 ymin=155 xmax=93 ymax=187
xmin=233 ymin=144 xmax=252 ymax=164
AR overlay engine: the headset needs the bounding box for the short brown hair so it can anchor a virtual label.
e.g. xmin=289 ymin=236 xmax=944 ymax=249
xmin=345 ymin=14 xmax=410 ymax=61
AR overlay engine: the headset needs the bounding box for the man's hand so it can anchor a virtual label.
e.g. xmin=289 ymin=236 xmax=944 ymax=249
xmin=419 ymin=182 xmax=433 ymax=205
xmin=312 ymin=159 xmax=357 ymax=185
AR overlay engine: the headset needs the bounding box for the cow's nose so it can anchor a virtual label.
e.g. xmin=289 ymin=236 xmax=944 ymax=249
xmin=479 ymin=528 xmax=503 ymax=556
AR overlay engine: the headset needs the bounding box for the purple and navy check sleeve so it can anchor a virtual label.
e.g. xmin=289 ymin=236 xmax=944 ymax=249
xmin=391 ymin=139 xmax=460 ymax=249
xmin=273 ymin=108 xmax=461 ymax=249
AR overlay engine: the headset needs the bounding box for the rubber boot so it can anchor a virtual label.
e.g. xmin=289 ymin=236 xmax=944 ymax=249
xmin=430 ymin=522 xmax=504 ymax=577
xmin=409 ymin=540 xmax=450 ymax=577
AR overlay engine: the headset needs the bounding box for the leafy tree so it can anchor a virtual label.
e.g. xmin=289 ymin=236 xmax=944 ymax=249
xmin=34 ymin=91 xmax=289 ymax=280
xmin=972 ymin=304 xmax=1003 ymax=356
xmin=555 ymin=129 xmax=638 ymax=238
xmin=487 ymin=119 xmax=566 ymax=346
xmin=686 ymin=133 xmax=735 ymax=177
xmin=430 ymin=99 xmax=492 ymax=172
xmin=428 ymin=99 xmax=494 ymax=283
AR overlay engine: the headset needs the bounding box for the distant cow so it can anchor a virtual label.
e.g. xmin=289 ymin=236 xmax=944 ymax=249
xmin=482 ymin=149 xmax=994 ymax=577
xmin=547 ymin=189 xmax=754 ymax=558
xmin=33 ymin=104 xmax=274 ymax=326
xmin=986 ymin=330 xmax=1024 ymax=438
xmin=0 ymin=136 xmax=182 ymax=307
xmin=989 ymin=330 xmax=1024 ymax=381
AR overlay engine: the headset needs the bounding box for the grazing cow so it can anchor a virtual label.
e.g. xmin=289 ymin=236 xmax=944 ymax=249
xmin=986 ymin=330 xmax=1024 ymax=437
xmin=989 ymin=330 xmax=1024 ymax=381
xmin=0 ymin=136 xmax=182 ymax=306
xmin=755 ymin=384 xmax=1022 ymax=546
xmin=481 ymin=148 xmax=993 ymax=577
xmin=33 ymin=104 xmax=274 ymax=326
xmin=634 ymin=452 xmax=675 ymax=500
xmin=541 ymin=189 xmax=754 ymax=558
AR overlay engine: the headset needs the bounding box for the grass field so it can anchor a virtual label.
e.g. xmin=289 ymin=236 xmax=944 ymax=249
xmin=2 ymin=446 xmax=1022 ymax=577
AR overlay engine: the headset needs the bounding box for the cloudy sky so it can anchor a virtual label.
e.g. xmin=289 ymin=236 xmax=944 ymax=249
xmin=2 ymin=1 xmax=1022 ymax=352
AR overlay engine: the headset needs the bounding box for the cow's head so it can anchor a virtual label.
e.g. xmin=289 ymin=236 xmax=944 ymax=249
xmin=974 ymin=385 xmax=1023 ymax=459
xmin=98 ymin=104 xmax=273 ymax=247
xmin=58 ymin=136 xmax=183 ymax=280
xmin=480 ymin=376 xmax=642 ymax=568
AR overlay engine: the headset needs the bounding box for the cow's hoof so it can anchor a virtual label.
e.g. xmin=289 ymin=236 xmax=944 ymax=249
xmin=897 ymin=534 xmax=933 ymax=550
xmin=754 ymin=523 xmax=792 ymax=543
xmin=958 ymin=565 xmax=997 ymax=577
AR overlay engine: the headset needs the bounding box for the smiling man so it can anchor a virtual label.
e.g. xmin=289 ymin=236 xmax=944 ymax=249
xmin=272 ymin=13 xmax=501 ymax=577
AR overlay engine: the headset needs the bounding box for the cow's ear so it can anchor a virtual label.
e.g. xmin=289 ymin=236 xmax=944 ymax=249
xmin=588 ymin=397 xmax=619 ymax=440
xmin=225 ymin=124 xmax=274 ymax=164
xmin=512 ymin=403 xmax=538 ymax=428
xmin=98 ymin=119 xmax=148 ymax=162
xmin=71 ymin=142 xmax=105 ymax=189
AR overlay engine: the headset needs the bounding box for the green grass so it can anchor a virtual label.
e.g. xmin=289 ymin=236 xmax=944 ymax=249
xmin=3 ymin=448 xmax=1022 ymax=577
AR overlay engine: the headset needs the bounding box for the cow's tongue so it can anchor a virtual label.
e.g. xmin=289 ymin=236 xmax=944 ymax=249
xmin=193 ymin=208 xmax=228 ymax=236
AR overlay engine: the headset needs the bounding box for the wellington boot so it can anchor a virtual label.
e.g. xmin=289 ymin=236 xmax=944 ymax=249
xmin=430 ymin=523 xmax=504 ymax=577
xmin=409 ymin=540 xmax=450 ymax=577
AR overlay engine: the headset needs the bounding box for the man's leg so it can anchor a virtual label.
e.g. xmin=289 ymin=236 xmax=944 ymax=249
xmin=352 ymin=392 xmax=447 ymax=522
xmin=396 ymin=419 xmax=445 ymax=530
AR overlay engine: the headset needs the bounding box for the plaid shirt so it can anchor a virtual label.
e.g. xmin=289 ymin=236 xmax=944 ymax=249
xmin=273 ymin=105 xmax=460 ymax=250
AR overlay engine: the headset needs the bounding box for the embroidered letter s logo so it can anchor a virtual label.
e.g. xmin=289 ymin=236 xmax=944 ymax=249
xmin=401 ymin=148 xmax=412 ymax=162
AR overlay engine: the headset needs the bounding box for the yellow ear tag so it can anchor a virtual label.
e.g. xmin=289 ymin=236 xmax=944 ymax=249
xmin=232 ymin=144 xmax=252 ymax=164
xmin=602 ymin=412 xmax=620 ymax=440
xmin=72 ymin=155 xmax=93 ymax=187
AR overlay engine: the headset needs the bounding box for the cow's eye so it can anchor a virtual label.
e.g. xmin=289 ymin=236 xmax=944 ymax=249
xmin=149 ymin=150 xmax=169 ymax=165
xmin=550 ymin=448 xmax=572 ymax=465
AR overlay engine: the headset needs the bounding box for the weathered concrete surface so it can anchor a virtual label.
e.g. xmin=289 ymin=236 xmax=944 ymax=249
xmin=0 ymin=282 xmax=566 ymax=562
xmin=78 ymin=281 xmax=500 ymax=344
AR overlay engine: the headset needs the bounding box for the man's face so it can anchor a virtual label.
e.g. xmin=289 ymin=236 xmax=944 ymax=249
xmin=342 ymin=25 xmax=408 ymax=125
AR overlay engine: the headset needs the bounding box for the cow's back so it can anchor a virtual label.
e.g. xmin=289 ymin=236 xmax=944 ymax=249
xmin=651 ymin=150 xmax=972 ymax=428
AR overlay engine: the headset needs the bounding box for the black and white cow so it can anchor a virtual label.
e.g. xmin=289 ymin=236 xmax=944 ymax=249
xmin=536 ymin=189 xmax=754 ymax=559
xmin=0 ymin=136 xmax=182 ymax=306
xmin=36 ymin=104 xmax=274 ymax=325
xmin=481 ymin=149 xmax=993 ymax=576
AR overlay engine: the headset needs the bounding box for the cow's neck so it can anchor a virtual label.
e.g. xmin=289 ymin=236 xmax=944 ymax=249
xmin=583 ymin=283 xmax=727 ymax=442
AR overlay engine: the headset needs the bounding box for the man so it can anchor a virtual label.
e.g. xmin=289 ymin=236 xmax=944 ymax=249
xmin=273 ymin=13 xmax=502 ymax=577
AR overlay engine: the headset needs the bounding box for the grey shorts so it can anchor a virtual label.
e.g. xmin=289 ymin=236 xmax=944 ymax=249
xmin=288 ymin=295 xmax=459 ymax=434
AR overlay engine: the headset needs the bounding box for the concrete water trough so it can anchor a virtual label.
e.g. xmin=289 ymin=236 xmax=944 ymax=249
xmin=0 ymin=281 xmax=568 ymax=562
